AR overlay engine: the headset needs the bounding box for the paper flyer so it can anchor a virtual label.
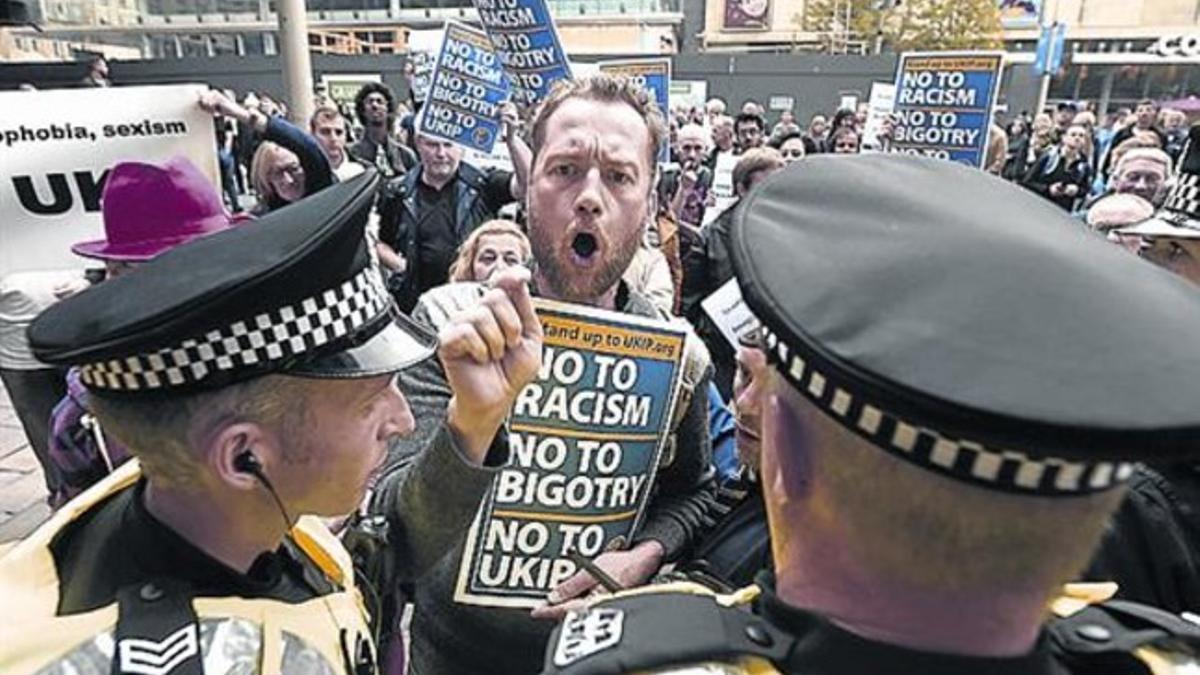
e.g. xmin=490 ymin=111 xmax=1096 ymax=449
xmin=701 ymin=278 xmax=761 ymax=349
xmin=454 ymin=299 xmax=687 ymax=608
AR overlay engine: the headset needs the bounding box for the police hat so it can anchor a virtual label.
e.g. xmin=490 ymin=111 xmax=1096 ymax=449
xmin=731 ymin=155 xmax=1200 ymax=496
xmin=29 ymin=170 xmax=436 ymax=395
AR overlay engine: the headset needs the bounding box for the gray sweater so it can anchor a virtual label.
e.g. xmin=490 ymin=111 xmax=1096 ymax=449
xmin=374 ymin=282 xmax=716 ymax=675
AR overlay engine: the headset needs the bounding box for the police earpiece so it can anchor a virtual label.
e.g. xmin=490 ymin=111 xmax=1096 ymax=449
xmin=235 ymin=449 xmax=292 ymax=530
xmin=234 ymin=450 xmax=263 ymax=476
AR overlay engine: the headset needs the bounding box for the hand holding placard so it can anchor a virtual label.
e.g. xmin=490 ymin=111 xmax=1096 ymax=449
xmin=441 ymin=267 xmax=544 ymax=461
xmin=530 ymin=539 xmax=665 ymax=620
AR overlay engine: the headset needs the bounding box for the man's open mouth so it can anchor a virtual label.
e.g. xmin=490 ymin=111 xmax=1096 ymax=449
xmin=570 ymin=232 xmax=599 ymax=264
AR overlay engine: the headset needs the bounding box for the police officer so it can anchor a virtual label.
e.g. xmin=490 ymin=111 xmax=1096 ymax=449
xmin=541 ymin=154 xmax=1200 ymax=674
xmin=0 ymin=170 xmax=540 ymax=674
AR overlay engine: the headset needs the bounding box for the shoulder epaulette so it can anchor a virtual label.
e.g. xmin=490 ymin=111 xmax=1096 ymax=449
xmin=541 ymin=584 xmax=790 ymax=675
xmin=1049 ymin=599 xmax=1200 ymax=673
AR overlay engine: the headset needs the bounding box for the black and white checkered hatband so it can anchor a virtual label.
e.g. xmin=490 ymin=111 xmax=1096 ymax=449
xmin=760 ymin=327 xmax=1136 ymax=496
xmin=1161 ymin=173 xmax=1200 ymax=230
xmin=79 ymin=265 xmax=391 ymax=392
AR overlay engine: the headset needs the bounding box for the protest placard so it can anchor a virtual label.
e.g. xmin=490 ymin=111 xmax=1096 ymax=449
xmin=454 ymin=299 xmax=687 ymax=608
xmin=419 ymin=22 xmax=510 ymax=153
xmin=597 ymin=58 xmax=670 ymax=116
xmin=669 ymin=80 xmax=707 ymax=112
xmin=769 ymin=95 xmax=794 ymax=112
xmin=703 ymin=152 xmax=739 ymax=227
xmin=464 ymin=142 xmax=515 ymax=173
xmin=0 ymin=84 xmax=218 ymax=277
xmin=701 ymin=278 xmax=761 ymax=349
xmin=319 ymin=74 xmax=381 ymax=108
xmin=891 ymin=52 xmax=1003 ymax=168
xmin=407 ymin=29 xmax=445 ymax=102
xmin=472 ymin=0 xmax=572 ymax=106
xmin=597 ymin=59 xmax=671 ymax=162
xmin=860 ymin=82 xmax=897 ymax=152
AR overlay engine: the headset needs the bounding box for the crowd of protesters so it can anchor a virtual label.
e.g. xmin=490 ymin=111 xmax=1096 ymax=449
xmin=1 ymin=66 xmax=1199 ymax=674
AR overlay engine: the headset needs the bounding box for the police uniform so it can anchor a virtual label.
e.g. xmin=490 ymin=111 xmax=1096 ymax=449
xmin=0 ymin=171 xmax=438 ymax=675
xmin=541 ymin=154 xmax=1200 ymax=674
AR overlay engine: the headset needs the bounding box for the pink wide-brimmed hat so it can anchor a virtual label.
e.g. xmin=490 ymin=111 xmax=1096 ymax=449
xmin=72 ymin=157 xmax=242 ymax=262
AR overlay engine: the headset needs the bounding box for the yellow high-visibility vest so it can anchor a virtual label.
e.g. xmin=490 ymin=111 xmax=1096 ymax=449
xmin=0 ymin=461 xmax=375 ymax=675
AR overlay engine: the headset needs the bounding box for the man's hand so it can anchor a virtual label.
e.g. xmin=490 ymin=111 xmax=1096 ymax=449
xmin=52 ymin=277 xmax=90 ymax=300
xmin=200 ymin=89 xmax=263 ymax=132
xmin=375 ymin=242 xmax=407 ymax=274
xmin=679 ymin=169 xmax=698 ymax=191
xmin=530 ymin=540 xmax=665 ymax=620
xmin=440 ymin=267 xmax=542 ymax=462
xmin=499 ymin=101 xmax=520 ymax=141
xmin=1049 ymin=182 xmax=1064 ymax=197
xmin=199 ymin=89 xmax=243 ymax=119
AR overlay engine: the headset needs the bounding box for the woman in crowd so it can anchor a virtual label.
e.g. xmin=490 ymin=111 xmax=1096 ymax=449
xmin=447 ymin=219 xmax=531 ymax=284
xmin=1003 ymin=116 xmax=1031 ymax=181
xmin=770 ymin=130 xmax=810 ymax=164
xmin=1023 ymin=117 xmax=1058 ymax=174
xmin=830 ymin=125 xmax=861 ymax=154
xmin=200 ymin=89 xmax=334 ymax=214
xmin=830 ymin=108 xmax=857 ymax=135
xmin=1021 ymin=123 xmax=1094 ymax=212
xmin=1072 ymin=110 xmax=1100 ymax=166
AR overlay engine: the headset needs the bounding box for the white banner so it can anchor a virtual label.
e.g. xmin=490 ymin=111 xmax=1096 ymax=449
xmin=861 ymin=82 xmax=897 ymax=152
xmin=669 ymin=80 xmax=707 ymax=113
xmin=0 ymin=84 xmax=219 ymax=276
xmin=408 ymin=29 xmax=446 ymax=103
xmin=703 ymin=151 xmax=738 ymax=228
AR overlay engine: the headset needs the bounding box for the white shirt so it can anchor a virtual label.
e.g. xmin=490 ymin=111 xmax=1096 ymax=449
xmin=0 ymin=270 xmax=85 ymax=369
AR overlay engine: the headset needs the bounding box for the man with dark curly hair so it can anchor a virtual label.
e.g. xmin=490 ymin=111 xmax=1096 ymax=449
xmin=349 ymin=82 xmax=417 ymax=178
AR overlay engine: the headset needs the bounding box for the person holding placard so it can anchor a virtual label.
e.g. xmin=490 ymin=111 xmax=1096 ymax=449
xmin=541 ymin=153 xmax=1200 ymax=675
xmin=372 ymin=74 xmax=715 ymax=675
xmin=376 ymin=103 xmax=532 ymax=313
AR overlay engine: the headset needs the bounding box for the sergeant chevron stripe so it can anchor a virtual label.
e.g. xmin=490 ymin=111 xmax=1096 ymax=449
xmin=117 ymin=624 xmax=199 ymax=675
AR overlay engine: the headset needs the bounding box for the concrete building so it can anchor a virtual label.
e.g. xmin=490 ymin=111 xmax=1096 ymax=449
xmin=695 ymin=0 xmax=1198 ymax=113
xmin=1004 ymin=0 xmax=1199 ymax=112
xmin=0 ymin=0 xmax=1192 ymax=115
xmin=1 ymin=0 xmax=683 ymax=58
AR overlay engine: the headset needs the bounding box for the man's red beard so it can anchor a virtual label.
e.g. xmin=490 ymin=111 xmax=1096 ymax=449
xmin=528 ymin=216 xmax=642 ymax=305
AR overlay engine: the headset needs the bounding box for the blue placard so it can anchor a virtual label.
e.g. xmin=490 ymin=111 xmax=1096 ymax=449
xmin=473 ymin=0 xmax=573 ymax=106
xmin=454 ymin=300 xmax=687 ymax=608
xmin=598 ymin=59 xmax=672 ymax=163
xmin=418 ymin=22 xmax=510 ymax=153
xmin=891 ymin=52 xmax=1003 ymax=168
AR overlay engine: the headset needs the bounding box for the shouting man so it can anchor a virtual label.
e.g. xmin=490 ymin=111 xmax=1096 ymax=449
xmin=373 ymin=74 xmax=715 ymax=675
